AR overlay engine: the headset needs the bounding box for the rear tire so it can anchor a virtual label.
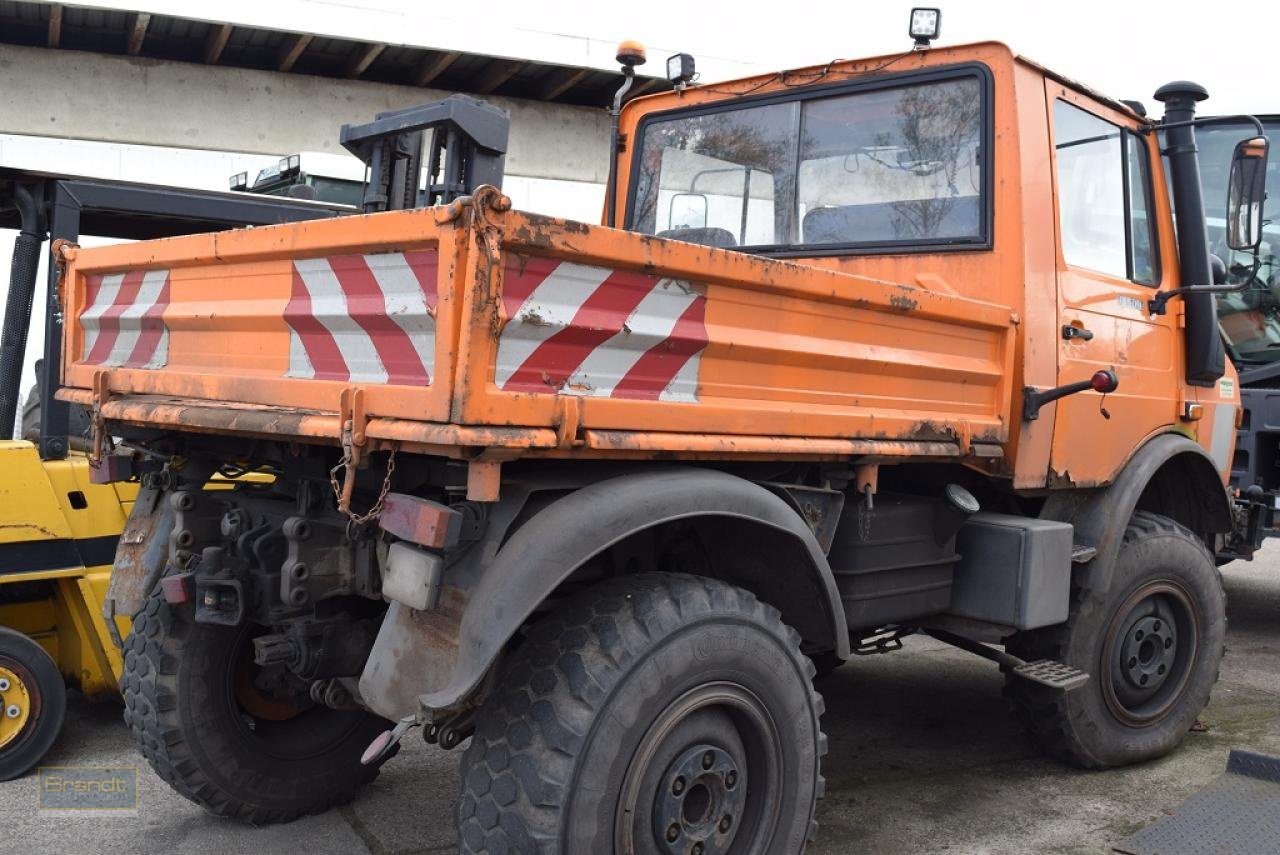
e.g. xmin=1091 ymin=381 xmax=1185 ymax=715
xmin=121 ymin=587 xmax=390 ymax=823
xmin=457 ymin=573 xmax=826 ymax=854
xmin=1004 ymin=511 xmax=1225 ymax=768
xmin=0 ymin=626 xmax=66 ymax=782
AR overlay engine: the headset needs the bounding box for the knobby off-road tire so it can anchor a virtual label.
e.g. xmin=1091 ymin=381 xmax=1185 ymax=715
xmin=1004 ymin=511 xmax=1226 ymax=768
xmin=121 ymin=587 xmax=390 ymax=823
xmin=0 ymin=626 xmax=67 ymax=781
xmin=457 ymin=572 xmax=827 ymax=854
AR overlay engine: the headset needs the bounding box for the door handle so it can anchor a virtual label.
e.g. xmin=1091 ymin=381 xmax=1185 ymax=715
xmin=1062 ymin=324 xmax=1093 ymax=341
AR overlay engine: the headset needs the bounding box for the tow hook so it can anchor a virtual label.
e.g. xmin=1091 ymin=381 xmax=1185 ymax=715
xmin=360 ymin=714 xmax=420 ymax=766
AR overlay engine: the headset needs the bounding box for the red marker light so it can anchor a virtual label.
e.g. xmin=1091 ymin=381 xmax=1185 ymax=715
xmin=1090 ymin=370 xmax=1119 ymax=393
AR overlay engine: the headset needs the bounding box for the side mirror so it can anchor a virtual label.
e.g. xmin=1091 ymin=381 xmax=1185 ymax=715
xmin=1227 ymin=137 xmax=1268 ymax=251
xmin=668 ymin=193 xmax=708 ymax=230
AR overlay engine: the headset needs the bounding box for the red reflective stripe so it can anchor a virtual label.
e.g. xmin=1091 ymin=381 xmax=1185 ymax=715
xmin=124 ymin=274 xmax=170 ymax=368
xmin=500 ymin=255 xmax=560 ymax=319
xmin=81 ymin=274 xmax=105 ymax=314
xmin=284 ymin=265 xmax=349 ymax=381
xmin=502 ymin=268 xmax=657 ymax=394
xmin=328 ymin=254 xmax=429 ymax=386
xmin=612 ymin=296 xmax=708 ymax=400
xmin=402 ymin=250 xmax=439 ymax=312
xmin=85 ymin=270 xmax=145 ymax=365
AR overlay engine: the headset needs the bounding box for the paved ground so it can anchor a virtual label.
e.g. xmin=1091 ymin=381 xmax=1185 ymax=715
xmin=4 ymin=547 xmax=1279 ymax=854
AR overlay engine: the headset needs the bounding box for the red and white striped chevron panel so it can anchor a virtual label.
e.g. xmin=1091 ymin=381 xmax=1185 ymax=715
xmin=80 ymin=270 xmax=171 ymax=368
xmin=497 ymin=257 xmax=708 ymax=401
xmin=286 ymin=250 xmax=438 ymax=385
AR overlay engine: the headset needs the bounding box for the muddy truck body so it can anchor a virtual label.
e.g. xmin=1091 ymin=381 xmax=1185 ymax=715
xmin=51 ymin=39 xmax=1272 ymax=851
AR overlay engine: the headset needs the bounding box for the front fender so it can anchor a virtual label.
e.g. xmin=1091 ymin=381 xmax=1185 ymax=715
xmin=1041 ymin=433 xmax=1232 ymax=594
xmin=358 ymin=468 xmax=847 ymax=719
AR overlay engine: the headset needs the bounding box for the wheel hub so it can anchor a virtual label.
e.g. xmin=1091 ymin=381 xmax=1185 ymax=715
xmin=1119 ymin=615 xmax=1176 ymax=693
xmin=653 ymin=744 xmax=745 ymax=855
xmin=0 ymin=664 xmax=32 ymax=751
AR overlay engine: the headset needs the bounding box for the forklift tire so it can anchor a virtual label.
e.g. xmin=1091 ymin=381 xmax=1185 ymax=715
xmin=457 ymin=572 xmax=826 ymax=854
xmin=120 ymin=586 xmax=391 ymax=823
xmin=1004 ymin=511 xmax=1225 ymax=768
xmin=0 ymin=626 xmax=67 ymax=782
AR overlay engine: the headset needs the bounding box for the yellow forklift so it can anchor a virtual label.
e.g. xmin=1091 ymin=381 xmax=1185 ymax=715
xmin=0 ymin=168 xmax=350 ymax=779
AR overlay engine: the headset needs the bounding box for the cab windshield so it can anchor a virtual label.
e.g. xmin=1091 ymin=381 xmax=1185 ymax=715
xmin=626 ymin=71 xmax=988 ymax=254
xmin=1196 ymin=120 xmax=1280 ymax=365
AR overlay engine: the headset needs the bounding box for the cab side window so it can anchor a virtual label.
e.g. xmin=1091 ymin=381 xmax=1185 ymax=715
xmin=1053 ymin=100 xmax=1160 ymax=286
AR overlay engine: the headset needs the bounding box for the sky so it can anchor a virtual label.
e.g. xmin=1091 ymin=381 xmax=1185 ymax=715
xmin=3 ymin=0 xmax=1279 ymax=433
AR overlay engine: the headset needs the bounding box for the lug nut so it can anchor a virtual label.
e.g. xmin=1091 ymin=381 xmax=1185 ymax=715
xmin=0 ymin=677 xmax=10 ymax=691
xmin=719 ymin=815 xmax=733 ymax=833
xmin=692 ymin=843 xmax=704 ymax=855
xmin=725 ymin=770 xmax=737 ymax=789
xmin=672 ymin=776 xmax=685 ymax=795
xmin=702 ymin=751 xmax=714 ymax=770
xmin=6 ymin=704 xmax=20 ymax=719
xmin=666 ymin=823 xmax=680 ymax=843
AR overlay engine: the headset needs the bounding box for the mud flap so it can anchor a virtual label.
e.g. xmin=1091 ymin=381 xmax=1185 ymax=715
xmin=1116 ymin=750 xmax=1280 ymax=854
xmin=102 ymin=484 xmax=174 ymax=638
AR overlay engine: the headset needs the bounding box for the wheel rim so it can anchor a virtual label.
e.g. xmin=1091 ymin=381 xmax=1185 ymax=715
xmin=1102 ymin=580 xmax=1200 ymax=726
xmin=615 ymin=682 xmax=783 ymax=855
xmin=0 ymin=662 xmax=33 ymax=752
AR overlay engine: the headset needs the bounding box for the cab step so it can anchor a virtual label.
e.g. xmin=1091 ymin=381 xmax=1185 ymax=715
xmin=923 ymin=627 xmax=1090 ymax=692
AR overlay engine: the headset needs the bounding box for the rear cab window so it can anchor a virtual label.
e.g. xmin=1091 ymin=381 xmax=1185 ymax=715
xmin=626 ymin=67 xmax=992 ymax=256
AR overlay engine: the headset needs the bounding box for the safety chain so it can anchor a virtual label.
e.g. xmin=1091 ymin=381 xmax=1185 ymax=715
xmin=330 ymin=444 xmax=398 ymax=527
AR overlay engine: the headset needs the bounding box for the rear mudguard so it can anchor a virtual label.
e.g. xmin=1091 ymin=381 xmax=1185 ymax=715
xmin=103 ymin=483 xmax=174 ymax=634
xmin=358 ymin=468 xmax=848 ymax=720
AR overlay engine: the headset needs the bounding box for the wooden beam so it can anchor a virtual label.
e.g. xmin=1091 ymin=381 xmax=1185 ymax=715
xmin=126 ymin=13 xmax=150 ymax=56
xmin=47 ymin=4 xmax=62 ymax=49
xmin=473 ymin=60 xmax=525 ymax=95
xmin=203 ymin=23 xmax=233 ymax=65
xmin=276 ymin=33 xmax=313 ymax=72
xmin=411 ymin=50 xmax=459 ymax=87
xmin=345 ymin=42 xmax=386 ymax=79
xmin=537 ymin=67 xmax=590 ymax=101
xmin=627 ymin=77 xmax=665 ymax=98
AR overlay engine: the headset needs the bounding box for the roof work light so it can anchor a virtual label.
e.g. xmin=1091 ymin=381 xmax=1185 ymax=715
xmin=229 ymin=172 xmax=248 ymax=191
xmin=667 ymin=53 xmax=696 ymax=90
xmin=909 ymin=7 xmax=941 ymax=48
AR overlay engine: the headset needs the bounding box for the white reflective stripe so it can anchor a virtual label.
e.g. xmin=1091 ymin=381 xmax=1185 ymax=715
xmin=294 ymin=257 xmax=388 ymax=384
xmin=80 ymin=273 xmax=125 ymax=359
xmin=563 ymin=279 xmax=697 ymax=397
xmin=494 ymin=261 xmax=613 ymax=389
xmin=287 ymin=326 xmax=314 ymax=378
xmin=143 ymin=328 xmax=169 ymax=370
xmin=366 ymin=252 xmax=436 ymax=374
xmin=101 ymin=270 xmax=168 ymax=366
xmin=659 ymin=346 xmax=702 ymax=403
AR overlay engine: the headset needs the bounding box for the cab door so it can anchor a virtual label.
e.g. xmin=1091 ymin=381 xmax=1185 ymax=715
xmin=1046 ymin=85 xmax=1179 ymax=486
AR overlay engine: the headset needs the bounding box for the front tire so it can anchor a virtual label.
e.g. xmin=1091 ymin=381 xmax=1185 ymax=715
xmin=458 ymin=573 xmax=827 ymax=853
xmin=121 ymin=588 xmax=390 ymax=823
xmin=1004 ymin=511 xmax=1225 ymax=768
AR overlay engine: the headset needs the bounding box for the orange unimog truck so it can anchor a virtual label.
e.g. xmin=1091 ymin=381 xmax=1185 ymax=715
xmin=54 ymin=18 xmax=1271 ymax=853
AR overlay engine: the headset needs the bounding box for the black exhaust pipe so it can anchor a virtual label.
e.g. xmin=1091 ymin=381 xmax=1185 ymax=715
xmin=1154 ymin=81 xmax=1225 ymax=386
xmin=0 ymin=183 xmax=43 ymax=439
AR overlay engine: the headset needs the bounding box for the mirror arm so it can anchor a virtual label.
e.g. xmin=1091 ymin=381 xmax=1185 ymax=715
xmin=1139 ymin=114 xmax=1267 ymax=136
xmin=1149 ymin=258 xmax=1264 ymax=315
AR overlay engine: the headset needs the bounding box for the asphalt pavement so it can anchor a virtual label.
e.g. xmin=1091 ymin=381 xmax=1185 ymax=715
xmin=4 ymin=544 xmax=1278 ymax=854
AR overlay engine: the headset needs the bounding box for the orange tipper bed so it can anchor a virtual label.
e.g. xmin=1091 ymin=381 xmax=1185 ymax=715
xmin=55 ymin=190 xmax=1014 ymax=467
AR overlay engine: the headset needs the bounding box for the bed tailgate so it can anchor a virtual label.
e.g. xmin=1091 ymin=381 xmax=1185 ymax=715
xmin=58 ymin=207 xmax=464 ymax=432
